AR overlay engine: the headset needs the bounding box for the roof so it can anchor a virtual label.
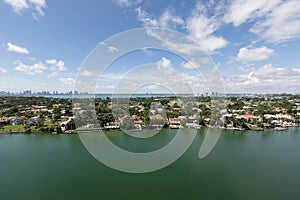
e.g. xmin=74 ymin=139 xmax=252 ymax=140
xmin=240 ymin=114 xmax=260 ymax=119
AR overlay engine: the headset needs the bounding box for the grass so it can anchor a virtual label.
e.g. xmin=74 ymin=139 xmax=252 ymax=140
xmin=1 ymin=125 xmax=25 ymax=132
xmin=44 ymin=118 xmax=68 ymax=127
xmin=0 ymin=118 xmax=67 ymax=133
xmin=44 ymin=120 xmax=53 ymax=127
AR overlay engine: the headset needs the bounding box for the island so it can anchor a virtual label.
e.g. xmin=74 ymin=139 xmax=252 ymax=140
xmin=0 ymin=94 xmax=299 ymax=134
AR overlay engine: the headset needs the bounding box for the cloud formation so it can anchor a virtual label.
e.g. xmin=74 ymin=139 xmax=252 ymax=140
xmin=224 ymin=0 xmax=281 ymax=26
xmin=156 ymin=57 xmax=174 ymax=75
xmin=158 ymin=8 xmax=184 ymax=28
xmin=185 ymin=2 xmax=228 ymax=52
xmin=224 ymin=0 xmax=300 ymax=43
xmin=46 ymin=59 xmax=67 ymax=72
xmin=136 ymin=7 xmax=184 ymax=28
xmin=225 ymin=64 xmax=300 ymax=93
xmin=0 ymin=67 xmax=8 ymax=74
xmin=7 ymin=42 xmax=29 ymax=54
xmin=250 ymin=0 xmax=300 ymax=43
xmin=4 ymin=0 xmax=28 ymax=13
xmin=136 ymin=3 xmax=227 ymax=53
xmin=79 ymin=70 xmax=93 ymax=77
xmin=4 ymin=0 xmax=47 ymax=19
xmin=112 ymin=0 xmax=142 ymax=7
xmin=59 ymin=77 xmax=76 ymax=85
xmin=135 ymin=0 xmax=299 ymax=47
xmin=13 ymin=60 xmax=47 ymax=75
xmin=181 ymin=59 xmax=201 ymax=69
xmin=237 ymin=46 xmax=274 ymax=63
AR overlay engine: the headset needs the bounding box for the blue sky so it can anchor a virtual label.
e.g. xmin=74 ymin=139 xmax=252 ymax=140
xmin=0 ymin=0 xmax=299 ymax=93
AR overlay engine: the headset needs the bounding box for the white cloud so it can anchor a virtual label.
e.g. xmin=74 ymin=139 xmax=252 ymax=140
xmin=4 ymin=0 xmax=28 ymax=13
xmin=28 ymin=0 xmax=46 ymax=16
xmin=156 ymin=57 xmax=174 ymax=75
xmin=4 ymin=0 xmax=46 ymax=19
xmin=46 ymin=59 xmax=67 ymax=71
xmin=108 ymin=46 xmax=119 ymax=52
xmin=199 ymin=36 xmax=228 ymax=53
xmin=0 ymin=67 xmax=8 ymax=74
xmin=224 ymin=0 xmax=300 ymax=43
xmin=181 ymin=59 xmax=200 ymax=69
xmin=135 ymin=7 xmax=184 ymax=28
xmin=112 ymin=0 xmax=142 ymax=7
xmin=7 ymin=42 xmax=29 ymax=54
xmin=13 ymin=60 xmax=47 ymax=75
xmin=141 ymin=47 xmax=153 ymax=56
xmin=224 ymin=0 xmax=281 ymax=27
xmin=158 ymin=9 xmax=184 ymax=28
xmin=136 ymin=3 xmax=227 ymax=53
xmin=250 ymin=0 xmax=300 ymax=43
xmin=47 ymin=72 xmax=58 ymax=78
xmin=59 ymin=77 xmax=76 ymax=85
xmin=135 ymin=7 xmax=158 ymax=27
xmin=55 ymin=60 xmax=66 ymax=71
xmin=225 ymin=64 xmax=300 ymax=93
xmin=186 ymin=2 xmax=228 ymax=52
xmin=237 ymin=46 xmax=274 ymax=63
xmin=79 ymin=70 xmax=93 ymax=77
xmin=46 ymin=59 xmax=57 ymax=65
xmin=145 ymin=28 xmax=203 ymax=55
xmin=99 ymin=64 xmax=198 ymax=94
xmin=100 ymin=42 xmax=119 ymax=52
xmin=80 ymin=63 xmax=300 ymax=94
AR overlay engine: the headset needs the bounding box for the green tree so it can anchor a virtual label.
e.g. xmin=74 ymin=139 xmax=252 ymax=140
xmin=120 ymin=116 xmax=135 ymax=130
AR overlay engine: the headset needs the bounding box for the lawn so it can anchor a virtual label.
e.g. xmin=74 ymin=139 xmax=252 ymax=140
xmin=1 ymin=125 xmax=25 ymax=132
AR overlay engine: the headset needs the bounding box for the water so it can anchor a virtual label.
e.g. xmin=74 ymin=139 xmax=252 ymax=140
xmin=1 ymin=128 xmax=300 ymax=200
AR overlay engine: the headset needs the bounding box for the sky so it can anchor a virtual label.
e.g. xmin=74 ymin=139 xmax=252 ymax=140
xmin=0 ymin=0 xmax=299 ymax=94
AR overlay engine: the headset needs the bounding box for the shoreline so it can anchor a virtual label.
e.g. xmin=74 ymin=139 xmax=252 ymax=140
xmin=0 ymin=126 xmax=298 ymax=135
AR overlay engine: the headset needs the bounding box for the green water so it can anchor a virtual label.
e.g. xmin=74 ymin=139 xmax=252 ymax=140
xmin=1 ymin=128 xmax=300 ymax=200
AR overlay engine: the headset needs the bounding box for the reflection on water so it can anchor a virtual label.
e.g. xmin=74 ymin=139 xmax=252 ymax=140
xmin=0 ymin=127 xmax=300 ymax=200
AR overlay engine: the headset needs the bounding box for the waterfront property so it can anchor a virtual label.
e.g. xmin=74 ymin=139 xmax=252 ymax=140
xmin=0 ymin=95 xmax=300 ymax=134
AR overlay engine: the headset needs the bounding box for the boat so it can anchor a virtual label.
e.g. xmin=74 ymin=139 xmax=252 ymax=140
xmin=274 ymin=127 xmax=287 ymax=131
xmin=169 ymin=124 xmax=180 ymax=129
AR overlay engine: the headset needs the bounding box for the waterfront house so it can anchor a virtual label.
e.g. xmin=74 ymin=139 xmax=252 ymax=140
xmin=185 ymin=122 xmax=202 ymax=129
xmin=0 ymin=117 xmax=9 ymax=126
xmin=104 ymin=121 xmax=120 ymax=130
xmin=240 ymin=114 xmax=260 ymax=120
xmin=10 ymin=118 xmax=22 ymax=125
xmin=169 ymin=118 xmax=181 ymax=129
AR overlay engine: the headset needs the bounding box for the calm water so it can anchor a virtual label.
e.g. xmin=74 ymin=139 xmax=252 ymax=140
xmin=1 ymin=128 xmax=300 ymax=200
